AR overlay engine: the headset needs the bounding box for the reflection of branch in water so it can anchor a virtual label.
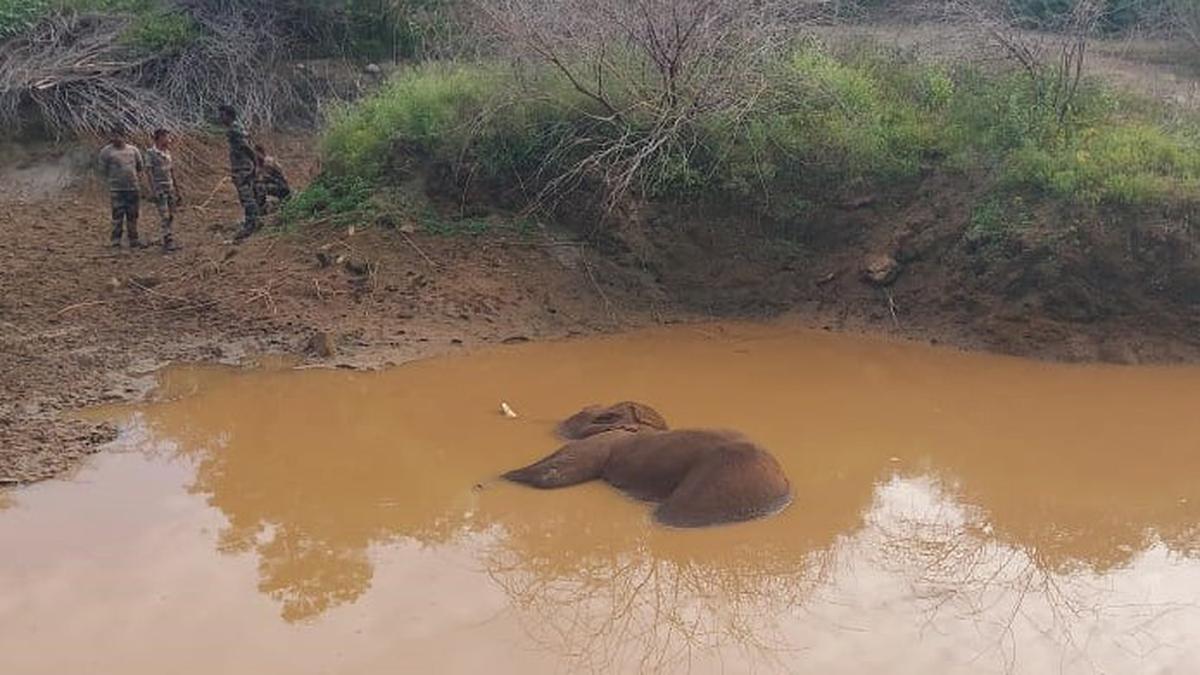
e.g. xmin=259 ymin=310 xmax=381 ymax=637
xmin=480 ymin=532 xmax=835 ymax=674
xmin=866 ymin=476 xmax=1196 ymax=675
xmin=253 ymin=523 xmax=374 ymax=623
xmin=215 ymin=518 xmax=374 ymax=622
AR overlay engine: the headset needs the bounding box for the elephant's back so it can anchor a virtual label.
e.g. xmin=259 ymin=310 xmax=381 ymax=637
xmin=603 ymin=429 xmax=787 ymax=510
xmin=654 ymin=441 xmax=792 ymax=528
xmin=602 ymin=430 xmax=712 ymax=501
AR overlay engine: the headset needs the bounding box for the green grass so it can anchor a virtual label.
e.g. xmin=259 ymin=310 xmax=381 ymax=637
xmin=2 ymin=0 xmax=443 ymax=57
xmin=321 ymin=64 xmax=506 ymax=181
xmin=967 ymin=194 xmax=1034 ymax=247
xmin=1005 ymin=122 xmax=1200 ymax=204
xmin=278 ymin=175 xmax=375 ymax=225
xmin=1 ymin=0 xmax=199 ymax=51
xmin=0 ymin=0 xmax=51 ymax=38
xmin=299 ymin=38 xmax=1200 ymax=227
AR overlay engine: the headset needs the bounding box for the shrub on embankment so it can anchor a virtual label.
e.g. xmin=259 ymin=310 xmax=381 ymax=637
xmin=0 ymin=0 xmax=456 ymax=136
xmin=291 ymin=39 xmax=1200 ymax=228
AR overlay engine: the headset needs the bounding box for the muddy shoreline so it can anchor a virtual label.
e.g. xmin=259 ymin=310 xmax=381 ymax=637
xmin=3 ymin=136 xmax=1200 ymax=486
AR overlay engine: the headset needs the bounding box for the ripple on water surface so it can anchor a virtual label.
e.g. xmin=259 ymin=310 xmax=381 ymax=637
xmin=2 ymin=323 xmax=1200 ymax=674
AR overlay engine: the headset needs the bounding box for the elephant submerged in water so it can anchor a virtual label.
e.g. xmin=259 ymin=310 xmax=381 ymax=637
xmin=503 ymin=402 xmax=792 ymax=528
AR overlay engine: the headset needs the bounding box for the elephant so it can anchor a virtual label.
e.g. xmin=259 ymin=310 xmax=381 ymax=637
xmin=504 ymin=402 xmax=792 ymax=528
xmin=555 ymin=400 xmax=669 ymax=440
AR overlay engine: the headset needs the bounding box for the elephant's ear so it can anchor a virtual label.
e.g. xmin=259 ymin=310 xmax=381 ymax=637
xmin=556 ymin=405 xmax=606 ymax=439
xmin=630 ymin=403 xmax=669 ymax=431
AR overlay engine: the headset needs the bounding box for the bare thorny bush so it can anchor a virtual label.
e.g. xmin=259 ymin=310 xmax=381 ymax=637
xmin=0 ymin=1 xmax=358 ymax=141
xmin=1169 ymin=0 xmax=1200 ymax=47
xmin=949 ymin=0 xmax=1106 ymax=126
xmin=155 ymin=1 xmax=314 ymax=129
xmin=0 ymin=15 xmax=174 ymax=139
xmin=472 ymin=0 xmax=817 ymax=214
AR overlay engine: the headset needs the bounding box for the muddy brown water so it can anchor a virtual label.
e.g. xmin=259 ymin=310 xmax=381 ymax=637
xmin=3 ymin=323 xmax=1200 ymax=674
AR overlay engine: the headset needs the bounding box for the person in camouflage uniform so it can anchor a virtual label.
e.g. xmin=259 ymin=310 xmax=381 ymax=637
xmin=146 ymin=128 xmax=183 ymax=252
xmin=253 ymin=144 xmax=292 ymax=212
xmin=217 ymin=105 xmax=259 ymax=243
xmin=97 ymin=126 xmax=146 ymax=249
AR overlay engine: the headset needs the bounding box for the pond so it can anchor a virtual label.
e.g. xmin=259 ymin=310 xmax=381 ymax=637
xmin=2 ymin=323 xmax=1199 ymax=673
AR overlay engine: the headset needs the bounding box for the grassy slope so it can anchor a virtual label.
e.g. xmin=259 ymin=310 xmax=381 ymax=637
xmin=291 ymin=40 xmax=1200 ymax=231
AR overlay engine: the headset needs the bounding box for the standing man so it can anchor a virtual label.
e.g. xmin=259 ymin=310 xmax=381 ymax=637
xmin=254 ymin=144 xmax=292 ymax=212
xmin=217 ymin=105 xmax=259 ymax=243
xmin=97 ymin=126 xmax=146 ymax=249
xmin=146 ymin=128 xmax=183 ymax=252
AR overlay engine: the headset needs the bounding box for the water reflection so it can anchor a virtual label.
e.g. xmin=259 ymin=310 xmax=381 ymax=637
xmin=862 ymin=476 xmax=1200 ymax=673
xmin=82 ymin=326 xmax=1200 ymax=672
xmin=478 ymin=528 xmax=834 ymax=672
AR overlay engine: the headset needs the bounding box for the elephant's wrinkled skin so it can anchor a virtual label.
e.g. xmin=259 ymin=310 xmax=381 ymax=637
xmin=504 ymin=402 xmax=792 ymax=528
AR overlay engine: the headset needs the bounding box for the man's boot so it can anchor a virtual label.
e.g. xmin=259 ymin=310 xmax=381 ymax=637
xmin=233 ymin=226 xmax=251 ymax=244
xmin=128 ymin=223 xmax=147 ymax=249
xmin=233 ymin=218 xmax=259 ymax=244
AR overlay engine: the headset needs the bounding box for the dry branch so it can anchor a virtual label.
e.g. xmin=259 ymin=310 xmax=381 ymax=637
xmin=0 ymin=2 xmax=356 ymax=139
xmin=471 ymin=0 xmax=813 ymax=214
xmin=948 ymin=0 xmax=1104 ymax=124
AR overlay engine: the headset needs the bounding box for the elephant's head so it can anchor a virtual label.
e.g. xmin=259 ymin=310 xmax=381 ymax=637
xmin=556 ymin=401 xmax=669 ymax=440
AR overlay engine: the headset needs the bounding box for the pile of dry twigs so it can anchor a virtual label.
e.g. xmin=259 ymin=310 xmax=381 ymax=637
xmin=0 ymin=1 xmax=349 ymax=139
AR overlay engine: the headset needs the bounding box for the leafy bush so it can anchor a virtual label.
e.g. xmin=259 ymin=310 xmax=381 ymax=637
xmin=2 ymin=0 xmax=198 ymax=51
xmin=0 ymin=0 xmax=50 ymax=39
xmin=968 ymin=194 xmax=1033 ymax=248
xmin=304 ymin=39 xmax=1200 ymax=223
xmin=281 ymin=0 xmax=455 ymax=60
xmin=123 ymin=7 xmax=198 ymax=53
xmin=321 ymin=63 xmax=504 ymax=180
xmin=4 ymin=0 xmax=449 ymax=57
xmin=1006 ymin=122 xmax=1200 ymax=203
xmin=279 ymin=175 xmax=375 ymax=224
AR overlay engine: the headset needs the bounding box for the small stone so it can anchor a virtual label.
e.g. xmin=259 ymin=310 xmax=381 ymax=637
xmin=344 ymin=258 xmax=370 ymax=276
xmin=840 ymin=195 xmax=877 ymax=210
xmin=129 ymin=275 xmax=161 ymax=289
xmin=862 ymin=254 xmax=901 ymax=286
xmin=306 ymin=332 xmax=337 ymax=359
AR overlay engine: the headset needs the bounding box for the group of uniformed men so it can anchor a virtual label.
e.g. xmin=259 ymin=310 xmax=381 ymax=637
xmin=97 ymin=105 xmax=292 ymax=252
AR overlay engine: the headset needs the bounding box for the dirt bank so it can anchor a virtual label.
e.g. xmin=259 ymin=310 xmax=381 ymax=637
xmin=4 ymin=121 xmax=1200 ymax=486
xmin=0 ymin=136 xmax=683 ymax=485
